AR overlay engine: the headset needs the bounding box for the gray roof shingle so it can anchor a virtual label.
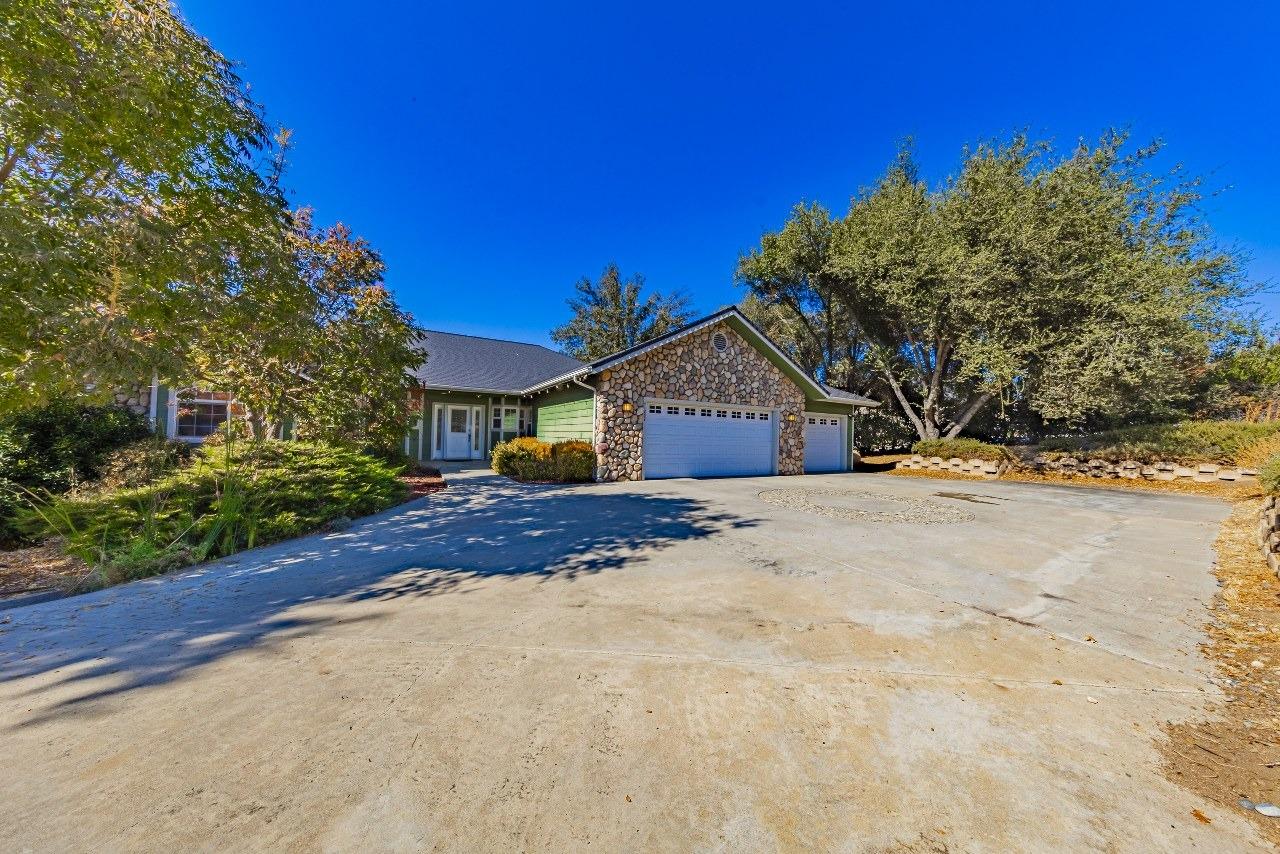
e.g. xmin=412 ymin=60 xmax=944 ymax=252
xmin=412 ymin=330 xmax=585 ymax=393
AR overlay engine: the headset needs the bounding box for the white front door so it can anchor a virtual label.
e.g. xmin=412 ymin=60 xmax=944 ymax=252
xmin=445 ymin=406 xmax=471 ymax=459
xmin=642 ymin=401 xmax=776 ymax=479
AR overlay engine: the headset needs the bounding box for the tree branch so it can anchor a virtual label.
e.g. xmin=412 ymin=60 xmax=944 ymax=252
xmin=944 ymin=391 xmax=995 ymax=438
xmin=0 ymin=145 xmax=21 ymax=190
xmin=878 ymin=356 xmax=927 ymax=439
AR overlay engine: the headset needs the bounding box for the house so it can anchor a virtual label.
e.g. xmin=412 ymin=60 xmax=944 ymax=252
xmin=407 ymin=306 xmax=877 ymax=481
xmin=138 ymin=306 xmax=879 ymax=481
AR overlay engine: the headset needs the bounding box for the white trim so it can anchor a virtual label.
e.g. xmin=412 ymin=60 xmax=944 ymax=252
xmin=417 ymin=407 xmax=425 ymax=461
xmin=147 ymin=373 xmax=159 ymax=430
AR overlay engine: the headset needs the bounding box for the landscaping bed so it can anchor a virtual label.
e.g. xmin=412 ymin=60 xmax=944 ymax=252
xmin=401 ymin=465 xmax=446 ymax=499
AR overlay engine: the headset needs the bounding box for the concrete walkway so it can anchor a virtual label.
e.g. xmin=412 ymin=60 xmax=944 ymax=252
xmin=0 ymin=471 xmax=1265 ymax=851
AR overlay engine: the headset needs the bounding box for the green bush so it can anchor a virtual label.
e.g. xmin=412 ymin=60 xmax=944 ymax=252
xmin=1037 ymin=420 xmax=1280 ymax=464
xmin=1260 ymin=454 xmax=1280 ymax=497
xmin=911 ymin=438 xmax=1012 ymax=462
xmin=0 ymin=399 xmax=149 ymax=542
xmin=19 ymin=440 xmax=408 ymax=586
xmin=491 ymin=437 xmax=594 ymax=482
xmin=856 ymin=407 xmax=916 ymax=453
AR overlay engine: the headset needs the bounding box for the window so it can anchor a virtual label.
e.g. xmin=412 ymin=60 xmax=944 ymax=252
xmin=759 ymin=412 xmax=769 ymax=421
xmin=730 ymin=411 xmax=742 ymax=419
xmin=745 ymin=412 xmax=756 ymax=420
xmin=667 ymin=406 xmax=679 ymax=415
xmin=699 ymin=408 xmax=712 ymax=417
xmin=649 ymin=404 xmax=662 ymax=414
xmin=175 ymin=389 xmax=230 ymax=439
xmin=450 ymin=409 xmax=468 ymax=432
xmin=684 ymin=407 xmax=696 ymax=416
xmin=491 ymin=406 xmax=530 ymax=435
xmin=716 ymin=410 xmax=727 ymax=418
xmin=808 ymin=417 xmax=816 ymax=424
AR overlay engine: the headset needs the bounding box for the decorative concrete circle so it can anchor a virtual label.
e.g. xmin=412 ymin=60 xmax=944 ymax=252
xmin=756 ymin=488 xmax=975 ymax=524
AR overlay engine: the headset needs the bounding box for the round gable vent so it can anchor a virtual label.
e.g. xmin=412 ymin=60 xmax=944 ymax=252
xmin=712 ymin=331 xmax=729 ymax=353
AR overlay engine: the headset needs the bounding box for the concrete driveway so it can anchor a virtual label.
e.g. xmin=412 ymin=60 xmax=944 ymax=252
xmin=0 ymin=469 xmax=1265 ymax=851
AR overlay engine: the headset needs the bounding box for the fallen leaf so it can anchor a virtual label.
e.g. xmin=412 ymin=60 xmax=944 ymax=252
xmin=1191 ymin=808 xmax=1211 ymax=824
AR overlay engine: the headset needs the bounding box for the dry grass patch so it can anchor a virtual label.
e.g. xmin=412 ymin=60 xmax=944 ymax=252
xmin=1161 ymin=498 xmax=1280 ymax=844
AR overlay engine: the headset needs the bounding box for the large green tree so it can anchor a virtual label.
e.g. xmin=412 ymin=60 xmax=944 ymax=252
xmin=743 ymin=134 xmax=1248 ymax=439
xmin=735 ymin=203 xmax=872 ymax=392
xmin=189 ymin=207 xmax=425 ymax=450
xmin=551 ymin=264 xmax=693 ymax=360
xmin=0 ymin=0 xmax=287 ymax=410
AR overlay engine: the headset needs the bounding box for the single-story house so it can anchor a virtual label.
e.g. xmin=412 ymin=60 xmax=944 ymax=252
xmin=135 ymin=306 xmax=879 ymax=481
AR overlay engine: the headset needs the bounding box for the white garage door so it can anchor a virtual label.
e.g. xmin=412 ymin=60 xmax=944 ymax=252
xmin=804 ymin=414 xmax=844 ymax=473
xmin=643 ymin=402 xmax=776 ymax=479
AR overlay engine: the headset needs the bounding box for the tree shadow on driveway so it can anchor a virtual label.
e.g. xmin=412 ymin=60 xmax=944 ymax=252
xmin=0 ymin=476 xmax=756 ymax=727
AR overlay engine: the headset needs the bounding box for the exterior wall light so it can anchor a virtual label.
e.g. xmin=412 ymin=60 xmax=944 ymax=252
xmin=622 ymin=401 xmax=633 ymax=413
xmin=786 ymin=413 xmax=796 ymax=422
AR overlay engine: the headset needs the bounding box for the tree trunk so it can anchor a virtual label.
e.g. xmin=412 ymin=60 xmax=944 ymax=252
xmin=943 ymin=391 xmax=996 ymax=438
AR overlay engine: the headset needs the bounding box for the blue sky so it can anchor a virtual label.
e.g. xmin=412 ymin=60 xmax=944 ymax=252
xmin=182 ymin=1 xmax=1279 ymax=347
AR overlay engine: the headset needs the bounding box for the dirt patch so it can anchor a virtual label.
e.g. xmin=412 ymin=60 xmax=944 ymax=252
xmin=400 ymin=466 xmax=446 ymax=500
xmin=1161 ymin=498 xmax=1280 ymax=844
xmin=0 ymin=540 xmax=90 ymax=597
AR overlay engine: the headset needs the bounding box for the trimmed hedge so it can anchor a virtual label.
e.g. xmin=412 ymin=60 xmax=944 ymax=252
xmin=1037 ymin=421 xmax=1280 ymax=465
xmin=491 ymin=437 xmax=594 ymax=482
xmin=20 ymin=440 xmax=408 ymax=585
xmin=911 ymin=438 xmax=1012 ymax=462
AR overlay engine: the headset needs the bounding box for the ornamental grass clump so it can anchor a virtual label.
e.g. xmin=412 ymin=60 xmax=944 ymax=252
xmin=19 ymin=440 xmax=407 ymax=586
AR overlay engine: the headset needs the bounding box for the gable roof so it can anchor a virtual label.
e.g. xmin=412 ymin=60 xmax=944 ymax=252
xmin=412 ymin=329 xmax=584 ymax=394
xmin=527 ymin=306 xmax=880 ymax=407
xmin=417 ymin=308 xmax=879 ymax=408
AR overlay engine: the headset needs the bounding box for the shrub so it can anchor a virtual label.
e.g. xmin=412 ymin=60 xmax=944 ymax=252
xmin=856 ymin=407 xmax=916 ymax=453
xmin=1037 ymin=420 xmax=1280 ymax=464
xmin=19 ymin=440 xmax=408 ymax=585
xmin=551 ymin=440 xmax=595 ymax=482
xmin=1260 ymin=454 xmax=1280 ymax=497
xmin=79 ymin=437 xmax=195 ymax=493
xmin=911 ymin=438 xmax=1012 ymax=462
xmin=1235 ymin=433 xmax=1280 ymax=471
xmin=491 ymin=437 xmax=594 ymax=482
xmin=0 ymin=399 xmax=149 ymax=543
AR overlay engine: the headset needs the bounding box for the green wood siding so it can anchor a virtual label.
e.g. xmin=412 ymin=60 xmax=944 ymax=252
xmin=153 ymin=383 xmax=169 ymax=437
xmin=535 ymin=386 xmax=594 ymax=443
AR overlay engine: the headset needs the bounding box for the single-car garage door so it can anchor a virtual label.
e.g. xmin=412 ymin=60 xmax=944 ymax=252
xmin=643 ymin=402 xmax=776 ymax=479
xmin=804 ymin=414 xmax=845 ymax=473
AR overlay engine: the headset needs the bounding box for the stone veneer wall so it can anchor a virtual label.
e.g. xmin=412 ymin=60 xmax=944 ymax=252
xmin=592 ymin=322 xmax=806 ymax=481
xmin=112 ymin=382 xmax=152 ymax=418
xmin=1259 ymin=497 xmax=1280 ymax=578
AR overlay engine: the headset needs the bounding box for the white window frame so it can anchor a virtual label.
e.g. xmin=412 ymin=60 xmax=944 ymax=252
xmin=169 ymin=388 xmax=233 ymax=443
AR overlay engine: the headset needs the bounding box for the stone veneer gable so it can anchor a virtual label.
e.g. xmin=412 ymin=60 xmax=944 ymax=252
xmin=592 ymin=321 xmax=807 ymax=481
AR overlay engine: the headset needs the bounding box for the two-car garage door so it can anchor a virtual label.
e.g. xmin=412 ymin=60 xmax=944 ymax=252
xmin=642 ymin=402 xmax=775 ymax=479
